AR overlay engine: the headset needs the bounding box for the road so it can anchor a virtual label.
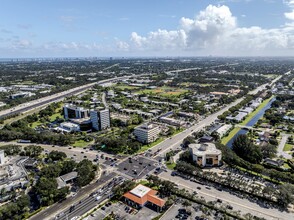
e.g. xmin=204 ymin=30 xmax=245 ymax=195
xmin=159 ymin=170 xmax=292 ymax=220
xmin=148 ymin=75 xmax=284 ymax=159
xmin=55 ymin=174 xmax=123 ymax=220
xmin=0 ymin=75 xmax=130 ymax=120
xmin=29 ymin=172 xmax=117 ymax=220
xmin=277 ymin=133 xmax=292 ymax=159
xmin=102 ymin=92 xmax=108 ymax=108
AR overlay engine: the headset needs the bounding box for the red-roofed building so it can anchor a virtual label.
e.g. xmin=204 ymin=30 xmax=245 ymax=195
xmin=123 ymin=184 xmax=166 ymax=211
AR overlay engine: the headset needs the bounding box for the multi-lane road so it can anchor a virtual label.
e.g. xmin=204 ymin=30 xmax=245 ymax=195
xmin=159 ymin=170 xmax=293 ymax=220
xmin=0 ymin=76 xmax=130 ymax=120
xmin=30 ymin=172 xmax=117 ymax=220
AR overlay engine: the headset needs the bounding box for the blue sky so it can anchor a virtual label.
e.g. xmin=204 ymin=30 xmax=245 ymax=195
xmin=1 ymin=0 xmax=294 ymax=57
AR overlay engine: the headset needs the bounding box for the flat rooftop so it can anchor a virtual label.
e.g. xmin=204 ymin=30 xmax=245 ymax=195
xmin=130 ymin=184 xmax=151 ymax=198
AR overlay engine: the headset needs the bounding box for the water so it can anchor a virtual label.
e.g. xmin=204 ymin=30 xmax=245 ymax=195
xmin=226 ymin=97 xmax=276 ymax=148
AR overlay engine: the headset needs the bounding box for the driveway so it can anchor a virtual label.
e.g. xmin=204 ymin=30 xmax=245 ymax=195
xmin=277 ymin=133 xmax=292 ymax=159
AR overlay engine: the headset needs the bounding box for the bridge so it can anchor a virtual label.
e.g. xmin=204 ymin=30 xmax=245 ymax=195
xmin=235 ymin=125 xmax=272 ymax=132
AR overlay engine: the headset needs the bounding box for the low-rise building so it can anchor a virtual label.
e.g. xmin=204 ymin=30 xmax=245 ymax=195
xmin=56 ymin=171 xmax=78 ymax=189
xmin=134 ymin=123 xmax=160 ymax=144
xmin=123 ymin=184 xmax=165 ymax=211
xmin=9 ymin=92 xmax=35 ymax=99
xmin=189 ymin=143 xmax=222 ymax=167
xmin=159 ymin=117 xmax=185 ymax=127
xmin=58 ymin=122 xmax=80 ymax=132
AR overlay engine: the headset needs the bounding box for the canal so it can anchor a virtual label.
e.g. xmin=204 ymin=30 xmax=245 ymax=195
xmin=226 ymin=97 xmax=276 ymax=148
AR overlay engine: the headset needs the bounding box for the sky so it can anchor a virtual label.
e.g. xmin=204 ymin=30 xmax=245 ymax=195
xmin=1 ymin=0 xmax=294 ymax=58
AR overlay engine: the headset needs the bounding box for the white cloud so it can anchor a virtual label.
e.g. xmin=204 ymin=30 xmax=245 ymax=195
xmin=284 ymin=0 xmax=294 ymax=20
xmin=117 ymin=4 xmax=294 ymax=56
xmin=12 ymin=39 xmax=32 ymax=49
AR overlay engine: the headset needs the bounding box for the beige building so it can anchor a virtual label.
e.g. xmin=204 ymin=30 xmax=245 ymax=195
xmin=134 ymin=123 xmax=160 ymax=144
xmin=189 ymin=143 xmax=222 ymax=167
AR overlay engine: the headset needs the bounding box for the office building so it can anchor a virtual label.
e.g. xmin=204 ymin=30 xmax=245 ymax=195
xmin=189 ymin=143 xmax=222 ymax=167
xmin=134 ymin=123 xmax=160 ymax=144
xmin=90 ymin=108 xmax=110 ymax=131
xmin=63 ymin=104 xmax=89 ymax=120
xmin=0 ymin=150 xmax=5 ymax=165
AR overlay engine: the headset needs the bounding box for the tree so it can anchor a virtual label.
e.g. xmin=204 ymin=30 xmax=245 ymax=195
xmin=60 ymin=160 xmax=77 ymax=175
xmin=232 ymin=134 xmax=262 ymax=164
xmin=48 ymin=150 xmax=67 ymax=161
xmin=34 ymin=177 xmax=58 ymax=206
xmin=76 ymin=159 xmax=96 ymax=187
xmin=277 ymin=184 xmax=294 ymax=209
xmin=260 ymin=144 xmax=277 ymax=158
xmin=24 ymin=145 xmax=43 ymax=157
xmin=182 ymin=136 xmax=195 ymax=148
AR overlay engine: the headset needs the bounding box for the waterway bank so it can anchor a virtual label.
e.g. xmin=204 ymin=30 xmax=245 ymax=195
xmin=222 ymin=96 xmax=275 ymax=147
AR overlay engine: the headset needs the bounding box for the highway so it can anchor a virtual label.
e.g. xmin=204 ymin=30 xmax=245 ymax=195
xmin=29 ymin=172 xmax=117 ymax=220
xmin=159 ymin=170 xmax=292 ymax=220
xmin=55 ymin=174 xmax=124 ymax=220
xmin=0 ymin=76 xmax=129 ymax=120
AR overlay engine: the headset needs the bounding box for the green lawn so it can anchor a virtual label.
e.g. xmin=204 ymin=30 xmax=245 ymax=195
xmin=49 ymin=112 xmax=62 ymax=121
xmin=166 ymin=162 xmax=176 ymax=170
xmin=136 ymin=86 xmax=188 ymax=97
xmin=284 ymin=144 xmax=294 ymax=151
xmin=115 ymin=85 xmax=139 ymax=90
xmin=139 ymin=137 xmax=165 ymax=153
xmin=221 ymin=127 xmax=240 ymax=145
xmin=240 ymin=96 xmax=274 ymax=126
xmin=73 ymin=139 xmax=94 ymax=148
xmin=221 ymin=96 xmax=274 ymax=145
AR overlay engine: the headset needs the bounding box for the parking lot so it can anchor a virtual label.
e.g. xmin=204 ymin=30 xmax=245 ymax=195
xmin=87 ymin=201 xmax=159 ymax=220
xmin=117 ymin=156 xmax=158 ymax=179
xmin=161 ymin=202 xmax=227 ymax=220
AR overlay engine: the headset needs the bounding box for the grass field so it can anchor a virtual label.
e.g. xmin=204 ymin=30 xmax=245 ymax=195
xmin=221 ymin=127 xmax=239 ymax=145
xmin=115 ymin=85 xmax=139 ymax=90
xmin=284 ymin=144 xmax=294 ymax=151
xmin=73 ymin=139 xmax=94 ymax=147
xmin=166 ymin=162 xmax=176 ymax=170
xmin=139 ymin=137 xmax=165 ymax=153
xmin=136 ymin=86 xmax=188 ymax=97
xmin=221 ymin=96 xmax=274 ymax=145
xmin=30 ymin=111 xmax=62 ymax=128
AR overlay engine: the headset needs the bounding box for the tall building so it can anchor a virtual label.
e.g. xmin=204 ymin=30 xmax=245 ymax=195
xmin=133 ymin=123 xmax=160 ymax=144
xmin=90 ymin=108 xmax=110 ymax=131
xmin=63 ymin=104 xmax=89 ymax=120
xmin=0 ymin=150 xmax=5 ymax=165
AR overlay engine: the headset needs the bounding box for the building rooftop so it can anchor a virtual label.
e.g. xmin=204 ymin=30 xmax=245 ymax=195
xmin=189 ymin=143 xmax=221 ymax=156
xmin=136 ymin=123 xmax=157 ymax=130
xmin=130 ymin=184 xmax=151 ymax=198
xmin=60 ymin=171 xmax=78 ymax=182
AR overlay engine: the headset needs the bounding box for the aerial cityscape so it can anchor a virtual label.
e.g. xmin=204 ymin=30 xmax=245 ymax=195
xmin=0 ymin=1 xmax=294 ymax=220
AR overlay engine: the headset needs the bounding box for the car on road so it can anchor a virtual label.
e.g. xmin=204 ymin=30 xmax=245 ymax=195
xmin=197 ymin=186 xmax=201 ymax=190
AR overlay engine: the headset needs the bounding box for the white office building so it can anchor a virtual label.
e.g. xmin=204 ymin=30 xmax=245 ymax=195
xmin=0 ymin=150 xmax=5 ymax=165
xmin=134 ymin=123 xmax=160 ymax=144
xmin=90 ymin=109 xmax=110 ymax=131
xmin=58 ymin=122 xmax=80 ymax=133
